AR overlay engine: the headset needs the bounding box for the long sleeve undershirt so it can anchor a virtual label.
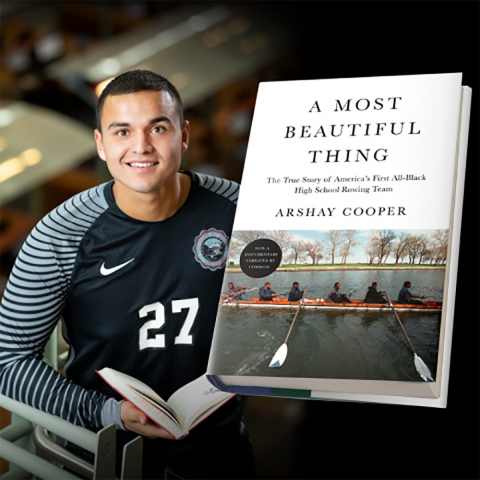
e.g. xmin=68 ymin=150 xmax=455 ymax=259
xmin=0 ymin=187 xmax=110 ymax=429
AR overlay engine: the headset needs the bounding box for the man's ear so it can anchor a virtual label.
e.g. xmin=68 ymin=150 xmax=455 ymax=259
xmin=94 ymin=129 xmax=107 ymax=161
xmin=181 ymin=120 xmax=190 ymax=154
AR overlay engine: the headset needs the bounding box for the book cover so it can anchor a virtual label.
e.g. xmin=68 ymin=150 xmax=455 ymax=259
xmin=207 ymin=73 xmax=471 ymax=408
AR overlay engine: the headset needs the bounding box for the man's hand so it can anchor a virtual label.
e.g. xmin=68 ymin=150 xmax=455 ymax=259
xmin=120 ymin=401 xmax=175 ymax=440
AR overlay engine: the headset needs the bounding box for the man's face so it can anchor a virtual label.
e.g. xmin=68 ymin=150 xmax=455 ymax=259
xmin=265 ymin=284 xmax=270 ymax=289
xmin=406 ymin=283 xmax=411 ymax=289
xmin=94 ymin=90 xmax=189 ymax=194
xmin=335 ymin=284 xmax=340 ymax=290
xmin=293 ymin=284 xmax=299 ymax=289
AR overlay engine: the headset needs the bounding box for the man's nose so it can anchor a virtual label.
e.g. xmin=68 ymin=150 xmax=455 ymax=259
xmin=132 ymin=131 xmax=153 ymax=154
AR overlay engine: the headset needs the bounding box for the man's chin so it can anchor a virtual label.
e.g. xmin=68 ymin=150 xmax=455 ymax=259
xmin=113 ymin=180 xmax=160 ymax=195
xmin=130 ymin=184 xmax=162 ymax=194
xmin=113 ymin=171 xmax=179 ymax=195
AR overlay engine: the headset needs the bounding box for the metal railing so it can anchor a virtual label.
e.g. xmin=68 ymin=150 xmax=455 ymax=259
xmin=0 ymin=325 xmax=143 ymax=479
xmin=0 ymin=394 xmax=143 ymax=480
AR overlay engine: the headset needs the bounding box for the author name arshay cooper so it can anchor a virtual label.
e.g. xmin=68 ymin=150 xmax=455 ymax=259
xmin=275 ymin=206 xmax=406 ymax=217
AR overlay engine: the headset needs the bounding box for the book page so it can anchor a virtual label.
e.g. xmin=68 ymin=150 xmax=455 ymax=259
xmin=167 ymin=374 xmax=232 ymax=430
xmin=97 ymin=368 xmax=186 ymax=438
xmin=108 ymin=369 xmax=181 ymax=424
xmin=130 ymin=387 xmax=182 ymax=428
xmin=431 ymin=86 xmax=472 ymax=403
xmin=207 ymin=73 xmax=469 ymax=406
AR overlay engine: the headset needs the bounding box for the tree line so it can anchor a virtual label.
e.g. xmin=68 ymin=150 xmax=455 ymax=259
xmin=366 ymin=229 xmax=448 ymax=266
xmin=229 ymin=229 xmax=449 ymax=266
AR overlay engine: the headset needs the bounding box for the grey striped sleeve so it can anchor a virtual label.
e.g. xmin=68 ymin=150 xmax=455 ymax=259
xmin=190 ymin=172 xmax=240 ymax=205
xmin=0 ymin=185 xmax=109 ymax=429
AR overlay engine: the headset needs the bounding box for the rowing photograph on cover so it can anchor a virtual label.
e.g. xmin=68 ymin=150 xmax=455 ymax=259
xmin=211 ymin=227 xmax=446 ymax=385
xmin=206 ymin=73 xmax=472 ymax=407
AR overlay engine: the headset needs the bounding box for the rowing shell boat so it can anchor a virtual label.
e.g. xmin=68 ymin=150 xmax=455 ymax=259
xmin=219 ymin=297 xmax=442 ymax=312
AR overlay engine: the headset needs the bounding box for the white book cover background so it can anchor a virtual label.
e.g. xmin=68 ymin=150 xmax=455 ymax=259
xmin=207 ymin=73 xmax=471 ymax=408
xmin=234 ymin=73 xmax=460 ymax=232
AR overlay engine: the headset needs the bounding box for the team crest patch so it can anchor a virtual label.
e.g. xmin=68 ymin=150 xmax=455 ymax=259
xmin=193 ymin=228 xmax=229 ymax=271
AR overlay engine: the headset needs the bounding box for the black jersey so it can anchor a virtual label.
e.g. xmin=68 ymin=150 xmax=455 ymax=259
xmin=0 ymin=171 xmax=248 ymax=472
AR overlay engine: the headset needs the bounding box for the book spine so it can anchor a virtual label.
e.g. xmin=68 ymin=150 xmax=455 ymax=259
xmin=206 ymin=375 xmax=312 ymax=399
xmin=207 ymin=375 xmax=268 ymax=394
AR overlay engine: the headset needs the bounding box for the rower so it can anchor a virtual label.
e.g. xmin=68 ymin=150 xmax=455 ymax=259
xmin=398 ymin=281 xmax=426 ymax=305
xmin=288 ymin=282 xmax=306 ymax=302
xmin=259 ymin=282 xmax=280 ymax=302
xmin=226 ymin=282 xmax=252 ymax=301
xmin=326 ymin=282 xmax=352 ymax=303
xmin=364 ymin=282 xmax=387 ymax=304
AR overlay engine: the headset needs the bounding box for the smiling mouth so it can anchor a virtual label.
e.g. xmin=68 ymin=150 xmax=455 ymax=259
xmin=127 ymin=162 xmax=159 ymax=168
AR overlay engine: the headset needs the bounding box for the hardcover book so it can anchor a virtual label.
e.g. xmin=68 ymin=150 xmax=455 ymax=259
xmin=206 ymin=73 xmax=471 ymax=408
xmin=97 ymin=368 xmax=233 ymax=439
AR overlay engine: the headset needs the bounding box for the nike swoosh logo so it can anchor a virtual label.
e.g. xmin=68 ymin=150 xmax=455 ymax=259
xmin=100 ymin=258 xmax=134 ymax=276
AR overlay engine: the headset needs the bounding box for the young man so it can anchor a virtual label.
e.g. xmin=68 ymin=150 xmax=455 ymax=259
xmin=326 ymin=282 xmax=352 ymax=304
xmin=0 ymin=70 xmax=254 ymax=479
xmin=364 ymin=282 xmax=387 ymax=304
xmin=398 ymin=281 xmax=426 ymax=305
xmin=258 ymin=282 xmax=279 ymax=302
xmin=287 ymin=282 xmax=306 ymax=302
xmin=225 ymin=282 xmax=252 ymax=301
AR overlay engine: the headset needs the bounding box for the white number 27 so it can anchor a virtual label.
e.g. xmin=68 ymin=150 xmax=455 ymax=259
xmin=138 ymin=298 xmax=199 ymax=350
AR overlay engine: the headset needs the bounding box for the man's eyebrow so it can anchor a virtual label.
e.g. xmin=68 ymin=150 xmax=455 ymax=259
xmin=107 ymin=117 xmax=173 ymax=130
xmin=149 ymin=116 xmax=173 ymax=125
xmin=107 ymin=122 xmax=130 ymax=130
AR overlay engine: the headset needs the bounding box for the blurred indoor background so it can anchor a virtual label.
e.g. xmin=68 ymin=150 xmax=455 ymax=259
xmin=0 ymin=2 xmax=308 ymax=478
xmin=1 ymin=2 xmax=478 ymax=479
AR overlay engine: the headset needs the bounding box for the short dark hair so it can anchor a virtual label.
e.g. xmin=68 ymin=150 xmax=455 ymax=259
xmin=404 ymin=281 xmax=411 ymax=287
xmin=372 ymin=282 xmax=377 ymax=286
xmin=265 ymin=282 xmax=270 ymax=286
xmin=293 ymin=282 xmax=299 ymax=286
xmin=96 ymin=70 xmax=184 ymax=131
xmin=334 ymin=282 xmax=340 ymax=287
xmin=228 ymin=282 xmax=233 ymax=286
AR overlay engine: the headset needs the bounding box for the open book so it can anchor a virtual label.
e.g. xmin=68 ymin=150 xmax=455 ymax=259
xmin=97 ymin=368 xmax=234 ymax=439
xmin=207 ymin=73 xmax=471 ymax=408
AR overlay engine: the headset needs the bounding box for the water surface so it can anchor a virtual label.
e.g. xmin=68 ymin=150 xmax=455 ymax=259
xmin=210 ymin=270 xmax=444 ymax=382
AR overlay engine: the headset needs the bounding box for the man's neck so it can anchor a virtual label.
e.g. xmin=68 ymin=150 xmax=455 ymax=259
xmin=112 ymin=172 xmax=191 ymax=222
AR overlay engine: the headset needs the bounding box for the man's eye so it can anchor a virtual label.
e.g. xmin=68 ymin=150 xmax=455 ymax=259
xmin=116 ymin=130 xmax=128 ymax=136
xmin=152 ymin=126 xmax=165 ymax=133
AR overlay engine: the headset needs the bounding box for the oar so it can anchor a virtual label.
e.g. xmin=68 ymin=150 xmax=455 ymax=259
xmin=384 ymin=293 xmax=434 ymax=382
xmin=343 ymin=288 xmax=355 ymax=302
xmin=224 ymin=287 xmax=257 ymax=303
xmin=269 ymin=293 xmax=305 ymax=368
